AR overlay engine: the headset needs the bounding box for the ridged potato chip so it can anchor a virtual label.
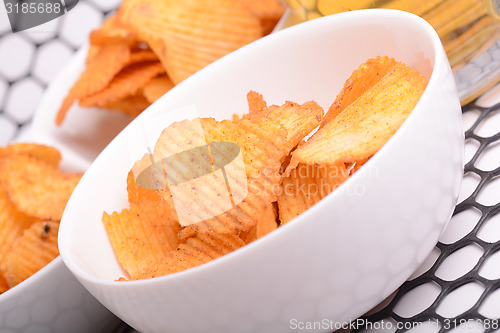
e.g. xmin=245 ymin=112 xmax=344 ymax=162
xmin=288 ymin=61 xmax=428 ymax=169
xmin=119 ymin=0 xmax=263 ymax=84
xmin=0 ymin=142 xmax=61 ymax=167
xmin=102 ymin=205 xmax=181 ymax=279
xmin=278 ymin=163 xmax=349 ymax=224
xmin=1 ymin=221 xmax=59 ymax=288
xmin=102 ymin=92 xmax=151 ymax=118
xmin=321 ymin=56 xmax=397 ymax=128
xmin=57 ymin=0 xmax=284 ymax=125
xmin=0 ymin=154 xmax=82 ymax=221
xmin=0 ymin=186 xmax=39 ymax=271
xmin=128 ymin=49 xmax=160 ymax=64
xmin=245 ymin=202 xmax=278 ymax=243
xmin=130 ymin=156 xmax=180 ymax=221
xmin=56 ymin=42 xmax=132 ymax=125
xmin=88 ymin=13 xmax=139 ymax=47
xmin=0 ymin=143 xmax=80 ymax=293
xmin=79 ymin=61 xmax=165 ymax=108
xmin=242 ymin=94 xmax=324 ymax=149
xmin=131 ymin=231 xmax=246 ymax=279
xmin=0 ymin=273 xmax=8 ymax=293
xmin=153 ymin=116 xmax=290 ymax=237
xmin=246 ymin=90 xmax=268 ymax=114
xmin=143 ymin=74 xmax=175 ymax=103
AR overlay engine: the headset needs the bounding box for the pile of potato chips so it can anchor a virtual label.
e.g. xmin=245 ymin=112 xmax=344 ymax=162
xmin=55 ymin=0 xmax=285 ymax=125
xmin=0 ymin=144 xmax=82 ymax=293
xmin=103 ymin=56 xmax=428 ymax=281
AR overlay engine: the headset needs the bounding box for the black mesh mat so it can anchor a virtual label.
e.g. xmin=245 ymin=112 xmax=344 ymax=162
xmin=349 ymin=101 xmax=500 ymax=333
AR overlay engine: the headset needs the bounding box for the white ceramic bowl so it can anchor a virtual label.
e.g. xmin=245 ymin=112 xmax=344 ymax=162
xmin=59 ymin=9 xmax=464 ymax=333
xmin=31 ymin=44 xmax=134 ymax=170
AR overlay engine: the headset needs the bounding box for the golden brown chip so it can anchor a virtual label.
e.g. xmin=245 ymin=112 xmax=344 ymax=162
xmin=152 ymin=116 xmax=291 ymax=238
xmin=56 ymin=42 xmax=132 ymax=125
xmin=243 ymin=98 xmax=324 ymax=149
xmin=142 ymin=74 xmax=175 ymax=103
xmin=88 ymin=13 xmax=140 ymax=47
xmin=246 ymin=90 xmax=268 ymax=114
xmin=349 ymin=157 xmax=370 ymax=175
xmin=245 ymin=202 xmax=277 ymax=243
xmin=1 ymin=222 xmax=59 ymax=288
xmin=131 ymin=148 xmax=193 ymax=223
xmin=288 ymin=62 xmax=428 ymax=169
xmin=256 ymin=202 xmax=278 ymax=237
xmin=119 ymin=0 xmax=263 ymax=84
xmin=103 ymin=92 xmax=151 ymax=118
xmin=79 ymin=61 xmax=165 ymax=108
xmin=232 ymin=113 xmax=241 ymax=122
xmin=0 ymin=186 xmax=39 ymax=269
xmin=278 ymin=163 xmax=349 ymax=224
xmin=102 ymin=205 xmax=182 ymax=279
xmin=131 ymin=231 xmax=246 ymax=279
xmin=0 ymin=154 xmax=82 ymax=221
xmin=127 ymin=155 xmax=178 ymax=218
xmin=128 ymin=154 xmax=163 ymax=206
xmin=0 ymin=273 xmax=8 ymax=293
xmin=321 ymin=56 xmax=397 ymax=128
xmin=0 ymin=143 xmax=61 ymax=167
xmin=128 ymin=49 xmax=160 ymax=64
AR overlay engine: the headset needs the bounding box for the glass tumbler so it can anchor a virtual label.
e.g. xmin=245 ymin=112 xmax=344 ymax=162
xmin=281 ymin=0 xmax=500 ymax=104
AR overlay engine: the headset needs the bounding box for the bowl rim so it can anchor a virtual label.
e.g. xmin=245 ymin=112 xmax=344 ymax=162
xmin=58 ymin=8 xmax=450 ymax=289
xmin=0 ymin=256 xmax=63 ymax=302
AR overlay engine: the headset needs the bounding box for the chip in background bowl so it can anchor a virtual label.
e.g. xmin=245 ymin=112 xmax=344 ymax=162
xmin=0 ymin=141 xmax=121 ymax=333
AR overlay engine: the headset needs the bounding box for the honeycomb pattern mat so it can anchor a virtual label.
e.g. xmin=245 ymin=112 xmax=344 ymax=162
xmin=0 ymin=0 xmax=119 ymax=145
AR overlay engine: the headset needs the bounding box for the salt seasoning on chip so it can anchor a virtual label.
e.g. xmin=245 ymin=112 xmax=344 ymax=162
xmin=102 ymin=206 xmax=180 ymax=279
xmin=1 ymin=221 xmax=59 ymax=288
xmin=131 ymin=231 xmax=246 ymax=279
xmin=320 ymin=55 xmax=397 ymax=128
xmin=288 ymin=60 xmax=428 ymax=170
